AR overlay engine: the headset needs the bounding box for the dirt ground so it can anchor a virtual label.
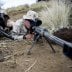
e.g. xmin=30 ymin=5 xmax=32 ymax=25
xmin=0 ymin=38 xmax=72 ymax=72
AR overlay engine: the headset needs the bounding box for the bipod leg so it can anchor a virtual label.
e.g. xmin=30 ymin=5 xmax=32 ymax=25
xmin=45 ymin=38 xmax=56 ymax=53
xmin=27 ymin=35 xmax=40 ymax=55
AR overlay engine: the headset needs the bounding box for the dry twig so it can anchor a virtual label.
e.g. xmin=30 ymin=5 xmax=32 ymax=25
xmin=25 ymin=59 xmax=37 ymax=72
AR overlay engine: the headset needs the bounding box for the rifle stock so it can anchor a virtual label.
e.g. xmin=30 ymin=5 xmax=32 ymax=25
xmin=0 ymin=28 xmax=14 ymax=40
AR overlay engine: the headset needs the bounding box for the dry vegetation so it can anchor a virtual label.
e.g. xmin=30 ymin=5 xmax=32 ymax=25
xmin=6 ymin=2 xmax=46 ymax=16
xmin=39 ymin=0 xmax=71 ymax=33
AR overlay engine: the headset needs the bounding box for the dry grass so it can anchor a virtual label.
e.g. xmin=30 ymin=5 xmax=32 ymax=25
xmin=6 ymin=5 xmax=29 ymax=15
xmin=39 ymin=0 xmax=71 ymax=33
xmin=6 ymin=2 xmax=45 ymax=15
xmin=30 ymin=2 xmax=48 ymax=12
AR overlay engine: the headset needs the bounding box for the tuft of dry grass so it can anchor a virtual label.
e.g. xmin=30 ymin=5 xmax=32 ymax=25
xmin=6 ymin=2 xmax=45 ymax=15
xmin=39 ymin=0 xmax=71 ymax=33
xmin=30 ymin=2 xmax=48 ymax=12
xmin=6 ymin=4 xmax=29 ymax=15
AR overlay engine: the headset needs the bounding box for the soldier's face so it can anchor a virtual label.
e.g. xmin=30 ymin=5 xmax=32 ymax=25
xmin=24 ymin=20 xmax=31 ymax=29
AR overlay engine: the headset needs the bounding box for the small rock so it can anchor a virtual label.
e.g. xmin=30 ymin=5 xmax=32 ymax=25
xmin=4 ymin=55 xmax=12 ymax=61
xmin=3 ymin=60 xmax=17 ymax=68
xmin=68 ymin=66 xmax=72 ymax=68
xmin=14 ymin=52 xmax=24 ymax=57
xmin=0 ymin=50 xmax=4 ymax=62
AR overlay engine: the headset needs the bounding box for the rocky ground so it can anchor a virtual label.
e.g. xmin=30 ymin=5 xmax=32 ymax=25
xmin=0 ymin=38 xmax=72 ymax=72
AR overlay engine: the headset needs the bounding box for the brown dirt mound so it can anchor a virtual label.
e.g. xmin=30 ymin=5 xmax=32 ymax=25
xmin=53 ymin=28 xmax=72 ymax=42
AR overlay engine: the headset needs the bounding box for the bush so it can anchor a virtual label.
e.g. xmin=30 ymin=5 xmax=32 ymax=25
xmin=39 ymin=0 xmax=71 ymax=33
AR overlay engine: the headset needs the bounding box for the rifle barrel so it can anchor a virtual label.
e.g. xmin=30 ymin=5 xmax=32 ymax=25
xmin=35 ymin=27 xmax=72 ymax=48
xmin=44 ymin=31 xmax=72 ymax=48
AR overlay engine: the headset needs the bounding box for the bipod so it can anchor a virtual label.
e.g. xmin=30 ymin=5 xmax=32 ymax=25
xmin=45 ymin=37 xmax=56 ymax=53
xmin=27 ymin=34 xmax=56 ymax=55
xmin=27 ymin=33 xmax=41 ymax=55
xmin=27 ymin=33 xmax=56 ymax=55
xmin=43 ymin=29 xmax=56 ymax=53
